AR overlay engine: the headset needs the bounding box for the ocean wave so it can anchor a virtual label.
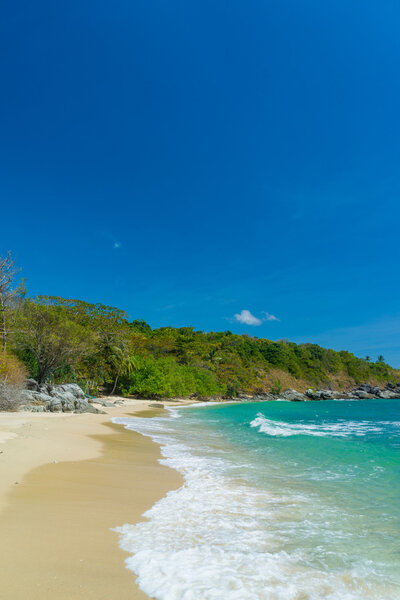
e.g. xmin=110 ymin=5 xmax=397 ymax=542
xmin=249 ymin=413 xmax=390 ymax=438
xmin=112 ymin=414 xmax=399 ymax=600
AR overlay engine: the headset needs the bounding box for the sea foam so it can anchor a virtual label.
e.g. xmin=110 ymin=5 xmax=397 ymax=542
xmin=250 ymin=412 xmax=391 ymax=437
xmin=112 ymin=411 xmax=400 ymax=600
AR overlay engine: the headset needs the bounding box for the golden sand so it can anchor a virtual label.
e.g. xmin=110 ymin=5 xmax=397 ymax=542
xmin=0 ymin=400 xmax=187 ymax=600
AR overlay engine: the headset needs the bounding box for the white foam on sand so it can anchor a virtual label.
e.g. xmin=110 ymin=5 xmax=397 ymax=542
xmin=112 ymin=413 xmax=400 ymax=600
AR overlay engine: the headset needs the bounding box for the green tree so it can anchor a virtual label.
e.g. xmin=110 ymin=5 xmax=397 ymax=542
xmin=13 ymin=300 xmax=93 ymax=383
xmin=109 ymin=346 xmax=137 ymax=395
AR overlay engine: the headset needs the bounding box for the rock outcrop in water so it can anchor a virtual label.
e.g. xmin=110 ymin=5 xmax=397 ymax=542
xmin=21 ymin=381 xmax=104 ymax=413
xmin=243 ymin=382 xmax=400 ymax=402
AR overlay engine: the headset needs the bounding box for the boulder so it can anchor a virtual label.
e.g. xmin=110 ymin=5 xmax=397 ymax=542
xmin=352 ymin=390 xmax=374 ymax=399
xmin=60 ymin=398 xmax=76 ymax=412
xmin=357 ymin=383 xmax=373 ymax=393
xmin=46 ymin=397 xmax=63 ymax=412
xmin=20 ymin=382 xmax=103 ymax=414
xmin=148 ymin=402 xmax=164 ymax=408
xmin=377 ymin=390 xmax=398 ymax=399
xmin=25 ymin=379 xmax=39 ymax=391
xmin=58 ymin=383 xmax=86 ymax=399
xmin=39 ymin=383 xmax=53 ymax=396
xmin=280 ymin=389 xmax=306 ymax=402
xmin=20 ymin=390 xmax=53 ymax=404
xmin=49 ymin=388 xmax=77 ymax=404
xmin=91 ymin=398 xmax=115 ymax=407
xmin=44 ymin=397 xmax=102 ymax=414
xmin=306 ymin=389 xmax=320 ymax=399
xmin=253 ymin=393 xmax=275 ymax=401
xmin=22 ymin=405 xmax=46 ymax=412
xmin=370 ymin=386 xmax=382 ymax=396
xmin=347 ymin=384 xmax=399 ymax=399
xmin=74 ymin=398 xmax=102 ymax=413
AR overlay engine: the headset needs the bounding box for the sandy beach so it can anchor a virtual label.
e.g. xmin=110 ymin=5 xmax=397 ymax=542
xmin=0 ymin=399 xmax=190 ymax=600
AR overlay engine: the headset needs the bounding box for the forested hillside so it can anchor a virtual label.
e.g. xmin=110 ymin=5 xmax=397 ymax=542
xmin=2 ymin=292 xmax=398 ymax=398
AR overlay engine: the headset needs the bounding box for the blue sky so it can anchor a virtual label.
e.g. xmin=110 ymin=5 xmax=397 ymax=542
xmin=1 ymin=1 xmax=400 ymax=365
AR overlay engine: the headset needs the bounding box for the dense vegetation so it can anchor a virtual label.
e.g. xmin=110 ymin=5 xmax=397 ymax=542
xmin=2 ymin=293 xmax=398 ymax=398
xmin=1 ymin=252 xmax=398 ymax=398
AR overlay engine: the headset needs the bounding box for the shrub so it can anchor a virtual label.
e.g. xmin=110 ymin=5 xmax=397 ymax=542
xmin=0 ymin=353 xmax=27 ymax=411
xmin=0 ymin=353 xmax=27 ymax=386
xmin=271 ymin=378 xmax=282 ymax=394
xmin=121 ymin=355 xmax=223 ymax=398
xmin=0 ymin=383 xmax=23 ymax=411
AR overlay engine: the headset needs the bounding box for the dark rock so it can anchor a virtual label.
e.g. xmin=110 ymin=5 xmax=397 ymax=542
xmin=346 ymin=384 xmax=400 ymax=399
xmin=39 ymin=383 xmax=53 ymax=395
xmin=305 ymin=389 xmax=331 ymax=400
xmin=370 ymin=386 xmax=381 ymax=396
xmin=305 ymin=389 xmax=347 ymax=400
xmin=357 ymin=383 xmax=372 ymax=392
xmin=148 ymin=402 xmax=164 ymax=408
xmin=25 ymin=379 xmax=39 ymax=391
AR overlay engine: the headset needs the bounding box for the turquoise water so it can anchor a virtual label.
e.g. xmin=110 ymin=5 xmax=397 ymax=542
xmin=115 ymin=399 xmax=400 ymax=600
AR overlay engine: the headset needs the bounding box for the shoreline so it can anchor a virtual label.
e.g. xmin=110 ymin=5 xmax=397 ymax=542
xmin=0 ymin=399 xmax=191 ymax=600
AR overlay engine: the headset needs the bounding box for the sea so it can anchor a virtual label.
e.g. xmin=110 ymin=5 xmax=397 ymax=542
xmin=113 ymin=398 xmax=400 ymax=600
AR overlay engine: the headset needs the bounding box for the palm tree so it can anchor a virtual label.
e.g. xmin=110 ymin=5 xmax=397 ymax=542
xmin=109 ymin=346 xmax=137 ymax=395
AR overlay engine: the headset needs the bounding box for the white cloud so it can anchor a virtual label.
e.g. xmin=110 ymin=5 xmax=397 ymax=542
xmin=263 ymin=312 xmax=280 ymax=322
xmin=113 ymin=241 xmax=122 ymax=249
xmin=233 ymin=309 xmax=280 ymax=326
xmin=234 ymin=309 xmax=263 ymax=326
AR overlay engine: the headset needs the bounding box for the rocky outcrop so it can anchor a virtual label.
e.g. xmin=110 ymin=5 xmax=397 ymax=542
xmin=89 ymin=397 xmax=116 ymax=408
xmin=280 ymin=389 xmax=307 ymax=402
xmin=247 ymin=383 xmax=400 ymax=403
xmin=25 ymin=378 xmax=40 ymax=391
xmin=348 ymin=383 xmax=400 ymax=400
xmin=250 ymin=393 xmax=276 ymax=402
xmin=304 ymin=384 xmax=400 ymax=401
xmin=305 ymin=389 xmax=343 ymax=400
xmin=21 ymin=382 xmax=104 ymax=414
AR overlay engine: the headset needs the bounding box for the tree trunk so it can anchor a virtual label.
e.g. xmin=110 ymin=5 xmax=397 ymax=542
xmin=111 ymin=374 xmax=119 ymax=395
xmin=1 ymin=297 xmax=6 ymax=353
